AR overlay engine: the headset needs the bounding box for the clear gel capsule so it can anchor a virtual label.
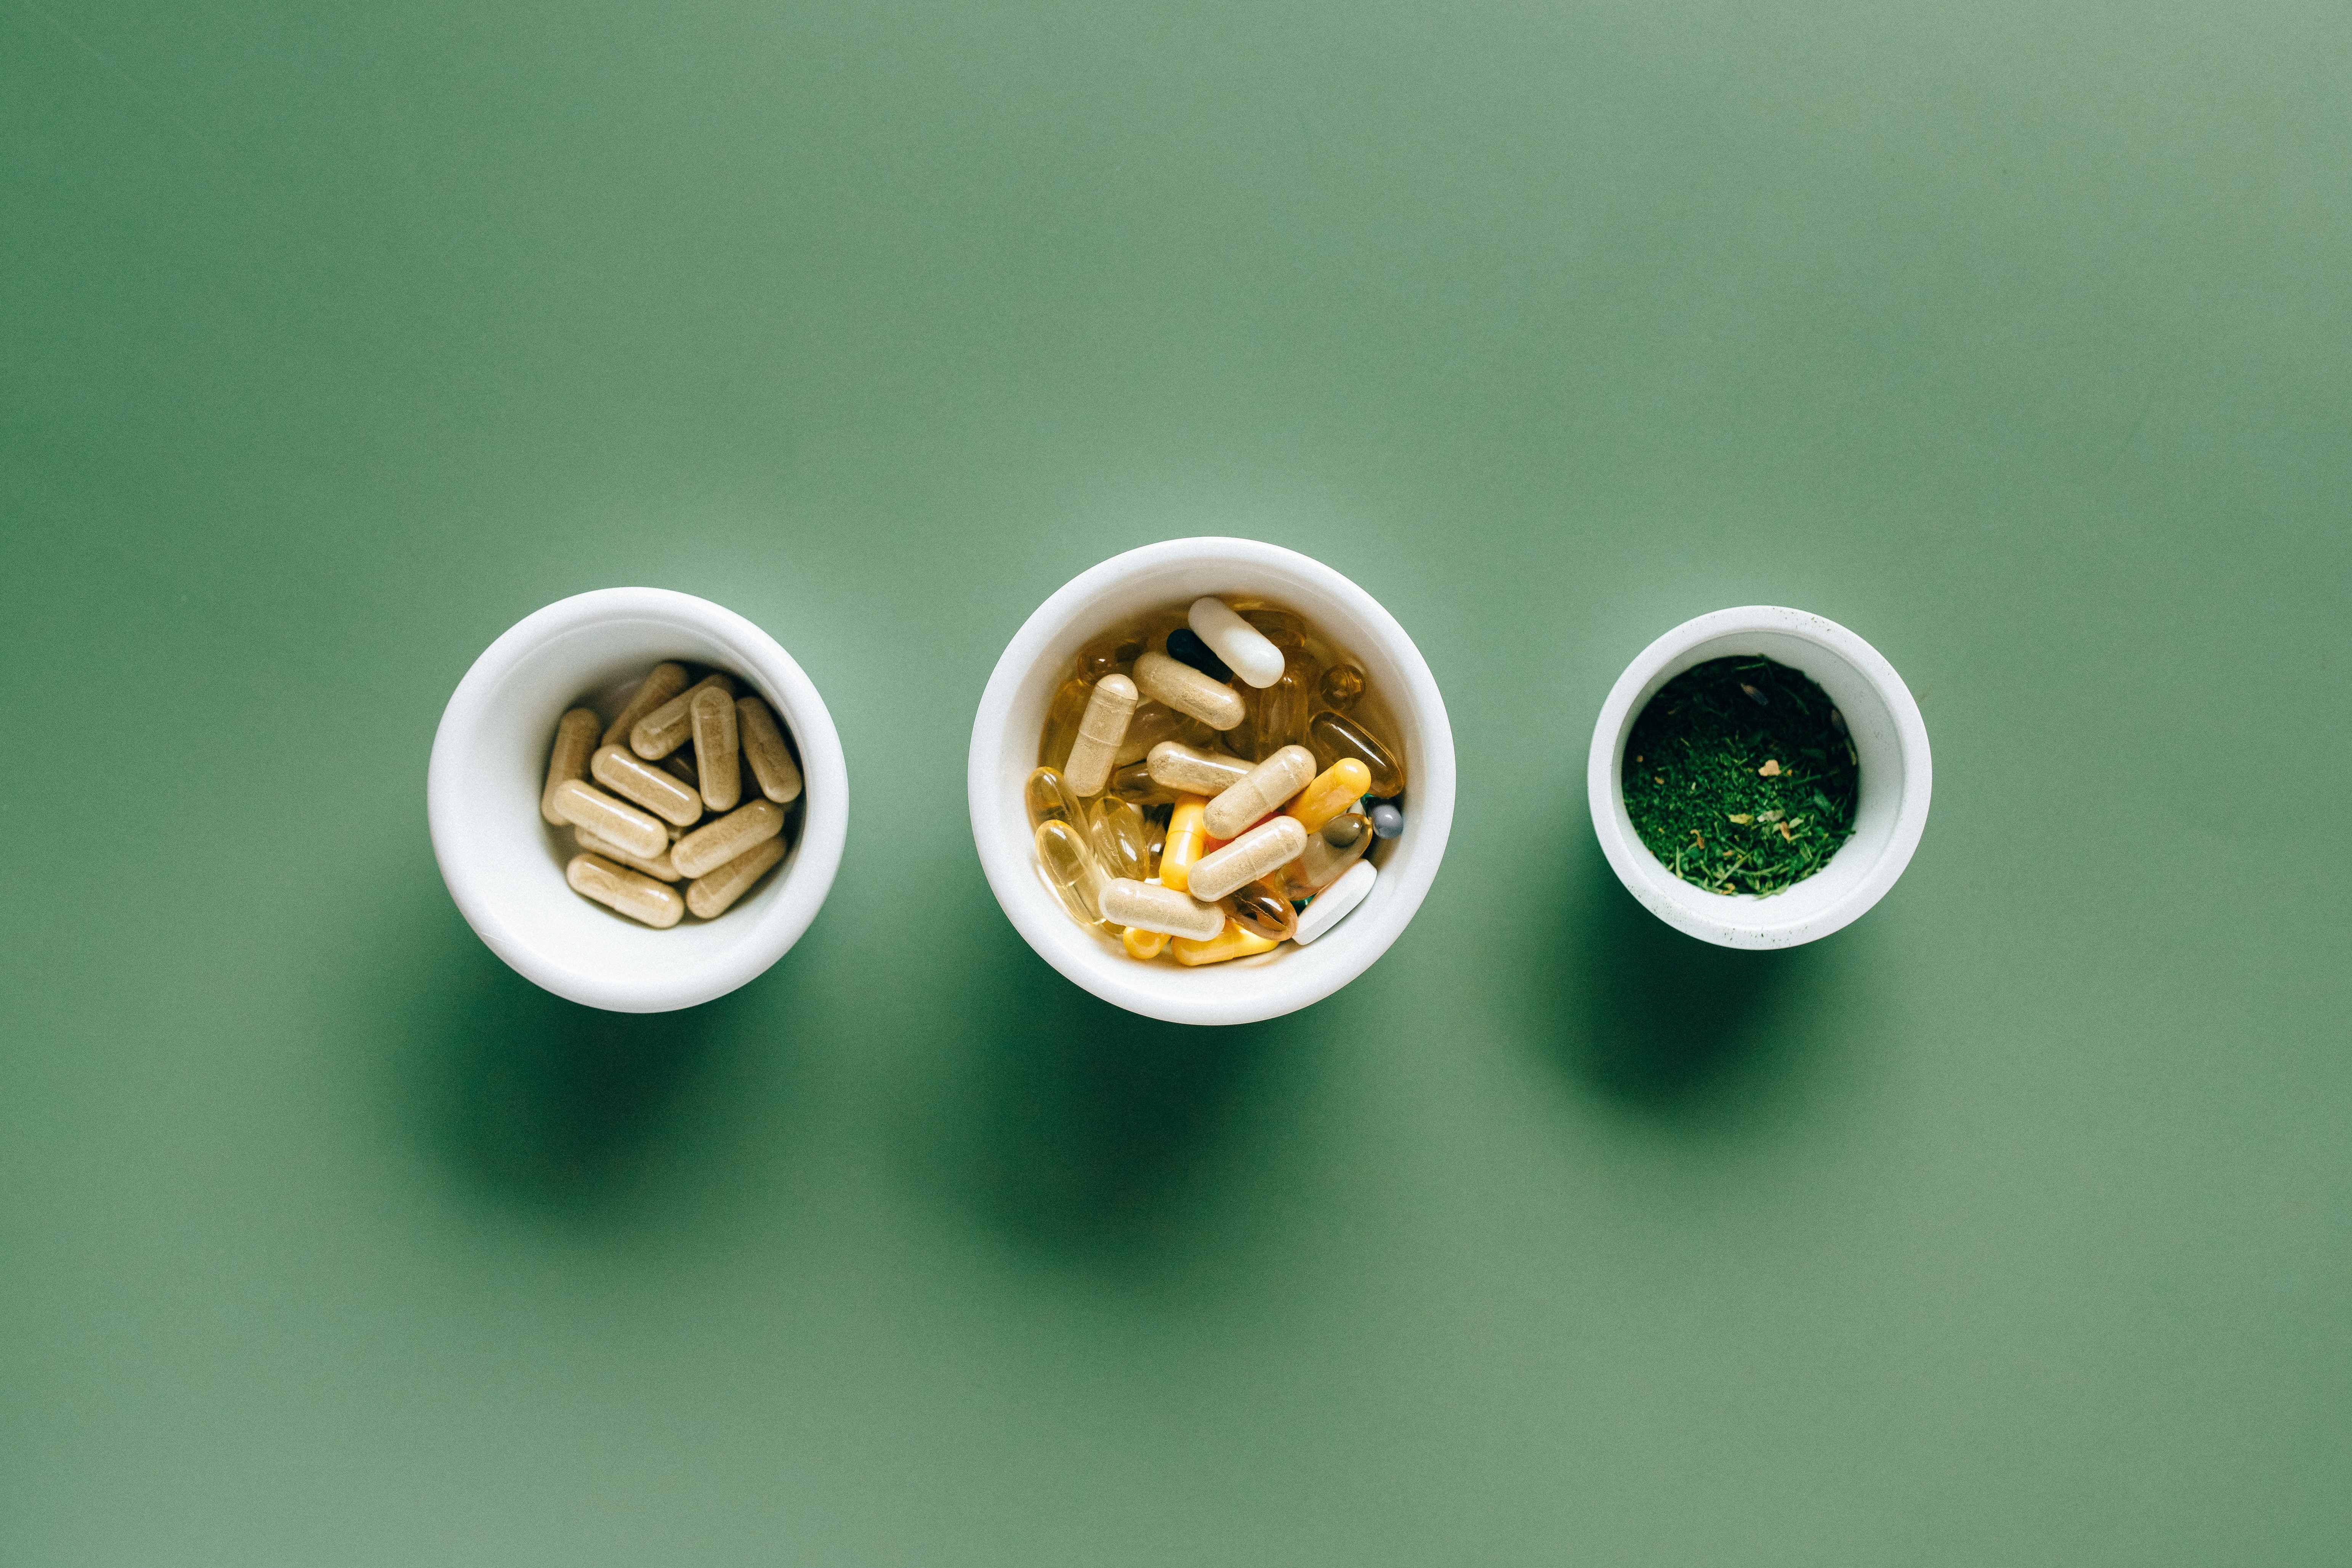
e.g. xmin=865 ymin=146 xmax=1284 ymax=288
xmin=1133 ymin=651 xmax=1246 ymax=732
xmin=1099 ymin=877 xmax=1225 ymax=940
xmin=1223 ymin=879 xmax=1298 ymax=943
xmin=1040 ymin=677 xmax=1093 ymax=769
xmin=1078 ymin=633 xmax=1144 ymax=680
xmin=602 ymin=662 xmax=690 ymax=748
xmin=1285 ymin=758 xmax=1371 ymax=834
xmin=1203 ymin=745 xmax=1317 ymax=840
xmin=1370 ymin=802 xmax=1404 ymax=839
xmin=1064 ymin=673 xmax=1139 ymax=797
xmin=550 ymin=778 xmax=669 ymax=860
xmin=567 ymin=852 xmax=685 ymax=928
xmin=590 ymin=744 xmax=705 ymax=828
xmin=1248 ymin=652 xmax=1318 ymax=760
xmin=631 ymin=673 xmax=737 ymax=759
xmin=1287 ymin=811 xmax=1370 ymax=894
xmin=1159 ymin=796 xmax=1210 ymax=893
xmin=691 ymin=685 xmax=741 ymax=810
xmin=672 ymin=798 xmax=787 ymax=879
xmin=1188 ymin=815 xmax=1309 ymax=902
xmin=1146 ymin=740 xmax=1254 ymax=797
xmin=1025 ymin=766 xmax=1090 ymax=832
xmin=1188 ymin=597 xmax=1287 ymax=689
xmin=1319 ymin=661 xmax=1365 ymax=711
xmin=1307 ymin=709 xmax=1405 ymax=797
xmin=1109 ymin=759 xmax=1176 ymax=806
xmin=1035 ymin=818 xmax=1107 ymax=925
xmin=1122 ymin=926 xmax=1171 ymax=961
xmin=1293 ymin=859 xmax=1375 ymax=945
xmin=737 ymin=696 xmax=804 ymax=805
xmin=1089 ymin=796 xmax=1153 ymax=883
xmin=1115 ymin=701 xmax=1190 ymax=766
xmin=573 ymin=825 xmax=683 ymax=882
xmin=1172 ymin=919 xmax=1280 ymax=966
xmin=686 ymin=835 xmax=786 ymax=919
xmin=542 ymin=707 xmax=603 ymax=825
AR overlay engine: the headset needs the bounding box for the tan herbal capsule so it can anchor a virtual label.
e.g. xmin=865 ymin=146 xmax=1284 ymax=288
xmin=1133 ymin=651 xmax=1245 ymax=731
xmin=672 ymin=798 xmax=787 ymax=879
xmin=1203 ymin=745 xmax=1317 ymax=839
xmin=590 ymin=744 xmax=704 ymax=828
xmin=540 ymin=707 xmax=603 ymax=825
xmin=690 ymin=685 xmax=740 ymax=810
xmin=1187 ymin=815 xmax=1309 ymax=902
xmin=1146 ymin=740 xmax=1254 ymax=797
xmin=601 ymin=662 xmax=691 ymax=748
xmin=550 ymin=778 xmax=668 ymax=860
xmin=1062 ymin=673 xmax=1138 ymax=797
xmin=567 ymin=853 xmax=685 ymax=928
xmin=1099 ymin=877 xmax=1225 ymax=941
xmin=737 ymin=696 xmax=803 ymax=804
xmin=573 ymin=825 xmax=682 ymax=882
xmin=630 ymin=673 xmax=737 ymax=759
xmin=684 ymin=835 xmax=786 ymax=919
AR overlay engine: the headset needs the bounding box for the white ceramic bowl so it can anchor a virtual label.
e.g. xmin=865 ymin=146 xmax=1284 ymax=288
xmin=1586 ymin=605 xmax=1931 ymax=948
xmin=428 ymin=587 xmax=848 ymax=1012
xmin=969 ymin=538 xmax=1456 ymax=1026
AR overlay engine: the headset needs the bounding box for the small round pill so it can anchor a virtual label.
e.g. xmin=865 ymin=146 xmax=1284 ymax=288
xmin=1370 ymin=802 xmax=1404 ymax=839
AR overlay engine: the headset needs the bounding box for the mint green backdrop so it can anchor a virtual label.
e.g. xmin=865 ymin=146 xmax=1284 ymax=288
xmin=4 ymin=2 xmax=2347 ymax=1562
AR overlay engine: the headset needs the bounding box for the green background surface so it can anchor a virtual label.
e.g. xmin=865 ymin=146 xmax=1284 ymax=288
xmin=5 ymin=1 xmax=2349 ymax=1562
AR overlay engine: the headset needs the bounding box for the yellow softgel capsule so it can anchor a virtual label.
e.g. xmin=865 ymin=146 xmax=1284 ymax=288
xmin=602 ymin=661 xmax=690 ymax=748
xmin=1159 ymin=795 xmax=1210 ymax=893
xmin=672 ymin=798 xmax=787 ymax=879
xmin=590 ymin=743 xmax=704 ymax=828
xmin=541 ymin=707 xmax=603 ymax=825
xmin=1034 ymin=818 xmax=1107 ymax=925
xmin=573 ymin=825 xmax=682 ymax=882
xmin=1099 ymin=877 xmax=1224 ymax=941
xmin=1307 ymin=709 xmax=1404 ymax=798
xmin=630 ymin=673 xmax=737 ymax=760
xmin=1145 ymin=741 xmax=1253 ymax=798
xmin=1063 ymin=672 xmax=1138 ymax=797
xmin=550 ymin=778 xmax=669 ymax=860
xmin=1172 ymin=919 xmax=1280 ymax=967
xmin=1089 ymin=796 xmax=1153 ymax=883
xmin=1284 ymin=758 xmax=1371 ymax=834
xmin=1222 ymin=878 xmax=1299 ymax=943
xmin=737 ymin=696 xmax=803 ymax=805
xmin=1187 ymin=815 xmax=1309 ymax=902
xmin=690 ymin=685 xmax=741 ymax=811
xmin=1202 ymin=745 xmax=1317 ymax=840
xmin=1122 ymin=926 xmax=1170 ymax=960
xmin=1133 ymin=651 xmax=1245 ymax=732
xmin=1025 ymin=766 xmax=1090 ymax=833
xmin=685 ymin=835 xmax=786 ymax=919
xmin=566 ymin=852 xmax=686 ymax=928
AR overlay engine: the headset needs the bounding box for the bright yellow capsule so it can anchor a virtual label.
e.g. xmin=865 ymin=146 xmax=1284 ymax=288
xmin=1099 ymin=877 xmax=1224 ymax=940
xmin=1025 ymin=765 xmax=1090 ymax=833
xmin=590 ymin=743 xmax=703 ymax=828
xmin=690 ymin=685 xmax=741 ymax=811
xmin=1172 ymin=919 xmax=1280 ymax=966
xmin=566 ymin=852 xmax=685 ymax=928
xmin=549 ymin=778 xmax=668 ymax=860
xmin=685 ymin=835 xmax=786 ymax=919
xmin=630 ymin=673 xmax=737 ymax=760
xmin=573 ymin=825 xmax=682 ymax=882
xmin=541 ymin=707 xmax=603 ymax=825
xmin=1203 ymin=745 xmax=1317 ymax=839
xmin=1089 ymin=796 xmax=1152 ymax=883
xmin=672 ymin=798 xmax=786 ymax=879
xmin=1146 ymin=741 xmax=1254 ymax=797
xmin=737 ymin=696 xmax=803 ymax=804
xmin=1307 ymin=709 xmax=1404 ymax=797
xmin=1122 ymin=926 xmax=1170 ymax=960
xmin=1159 ymin=796 xmax=1210 ymax=893
xmin=1063 ymin=673 xmax=1138 ymax=797
xmin=1284 ymin=758 xmax=1371 ymax=834
xmin=1188 ymin=815 xmax=1309 ymax=902
xmin=1133 ymin=651 xmax=1245 ymax=732
xmin=1034 ymin=818 xmax=1107 ymax=925
xmin=602 ymin=662 xmax=690 ymax=748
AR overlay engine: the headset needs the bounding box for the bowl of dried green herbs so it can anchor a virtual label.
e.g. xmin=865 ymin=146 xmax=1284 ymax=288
xmin=1586 ymin=606 xmax=1931 ymax=948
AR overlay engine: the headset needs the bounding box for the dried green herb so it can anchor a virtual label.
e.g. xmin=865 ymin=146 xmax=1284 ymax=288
xmin=1621 ymin=655 xmax=1859 ymax=896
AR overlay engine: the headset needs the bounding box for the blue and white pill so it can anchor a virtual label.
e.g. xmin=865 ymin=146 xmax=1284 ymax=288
xmin=1187 ymin=596 xmax=1287 ymax=689
xmin=1293 ymin=860 xmax=1376 ymax=946
xmin=1369 ymin=802 xmax=1404 ymax=839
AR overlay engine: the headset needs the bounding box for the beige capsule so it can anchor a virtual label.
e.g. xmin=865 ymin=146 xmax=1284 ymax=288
xmin=630 ymin=672 xmax=737 ymax=759
xmin=672 ymin=798 xmax=787 ymax=879
xmin=573 ymin=825 xmax=682 ymax=882
xmin=540 ymin=707 xmax=603 ymax=825
xmin=601 ymin=662 xmax=690 ymax=748
xmin=685 ymin=835 xmax=786 ymax=919
xmin=1203 ymin=744 xmax=1317 ymax=839
xmin=737 ymin=696 xmax=803 ymax=804
xmin=1062 ymin=673 xmax=1138 ymax=797
xmin=1187 ymin=815 xmax=1309 ymax=902
xmin=1146 ymin=740 xmax=1254 ymax=798
xmin=566 ymin=853 xmax=685 ymax=928
xmin=1133 ymin=651 xmax=1245 ymax=732
xmin=590 ymin=744 xmax=704 ymax=828
xmin=1098 ymin=877 xmax=1225 ymax=941
xmin=549 ymin=778 xmax=668 ymax=860
xmin=690 ymin=685 xmax=741 ymax=811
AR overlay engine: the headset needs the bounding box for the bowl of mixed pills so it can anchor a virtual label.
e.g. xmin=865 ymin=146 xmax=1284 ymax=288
xmin=430 ymin=586 xmax=848 ymax=1012
xmin=969 ymin=537 xmax=1455 ymax=1025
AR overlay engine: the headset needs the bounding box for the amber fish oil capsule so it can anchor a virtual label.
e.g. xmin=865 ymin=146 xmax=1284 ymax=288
xmin=630 ymin=673 xmax=737 ymax=760
xmin=567 ymin=852 xmax=686 ymax=928
xmin=541 ymin=707 xmax=603 ymax=825
xmin=1318 ymin=662 xmax=1365 ymax=711
xmin=591 ymin=744 xmax=704 ymax=828
xmin=1099 ymin=877 xmax=1224 ymax=941
xmin=1187 ymin=815 xmax=1309 ymax=902
xmin=602 ymin=661 xmax=690 ymax=748
xmin=685 ymin=835 xmax=786 ymax=919
xmin=1222 ymin=878 xmax=1299 ymax=943
xmin=1133 ymin=652 xmax=1245 ymax=732
xmin=1203 ymin=745 xmax=1317 ymax=840
xmin=550 ymin=778 xmax=669 ymax=860
xmin=690 ymin=685 xmax=741 ymax=811
xmin=1308 ymin=709 xmax=1404 ymax=798
xmin=1063 ymin=673 xmax=1139 ymax=797
xmin=736 ymin=696 xmax=803 ymax=805
xmin=672 ymin=798 xmax=787 ymax=879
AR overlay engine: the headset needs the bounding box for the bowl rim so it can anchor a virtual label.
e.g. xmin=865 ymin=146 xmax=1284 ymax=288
xmin=1584 ymin=604 xmax=1931 ymax=948
xmin=966 ymin=537 xmax=1455 ymax=1025
xmin=428 ymin=586 xmax=849 ymax=1012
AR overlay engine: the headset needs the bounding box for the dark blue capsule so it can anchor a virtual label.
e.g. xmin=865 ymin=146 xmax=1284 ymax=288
xmin=1370 ymin=802 xmax=1404 ymax=839
xmin=1164 ymin=626 xmax=1233 ymax=683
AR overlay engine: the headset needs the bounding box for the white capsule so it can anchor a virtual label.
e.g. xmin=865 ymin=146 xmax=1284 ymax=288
xmin=1099 ymin=877 xmax=1225 ymax=940
xmin=1187 ymin=815 xmax=1309 ymax=902
xmin=1188 ymin=597 xmax=1287 ymax=689
xmin=1293 ymin=860 xmax=1375 ymax=945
